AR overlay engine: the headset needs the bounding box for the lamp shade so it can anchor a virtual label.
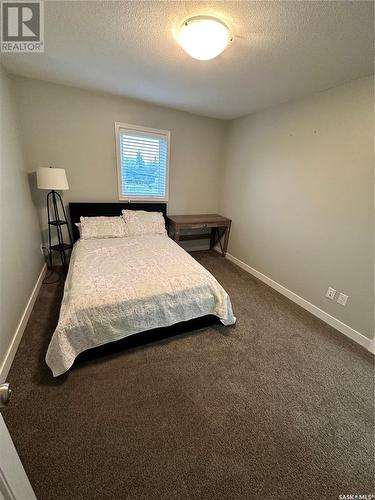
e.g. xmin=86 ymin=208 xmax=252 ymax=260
xmin=37 ymin=167 xmax=69 ymax=190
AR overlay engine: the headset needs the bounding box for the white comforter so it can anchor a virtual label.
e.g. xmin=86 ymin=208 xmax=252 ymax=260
xmin=46 ymin=235 xmax=235 ymax=376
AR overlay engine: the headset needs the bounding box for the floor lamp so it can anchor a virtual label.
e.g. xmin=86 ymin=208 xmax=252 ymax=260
xmin=37 ymin=167 xmax=73 ymax=271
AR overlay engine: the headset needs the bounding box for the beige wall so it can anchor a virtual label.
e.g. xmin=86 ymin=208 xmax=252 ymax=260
xmin=12 ymin=76 xmax=225 ymax=248
xmin=220 ymin=76 xmax=374 ymax=338
xmin=5 ymin=73 xmax=373 ymax=343
xmin=0 ymin=66 xmax=44 ymax=375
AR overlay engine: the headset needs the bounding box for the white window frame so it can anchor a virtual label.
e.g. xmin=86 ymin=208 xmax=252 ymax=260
xmin=115 ymin=122 xmax=170 ymax=202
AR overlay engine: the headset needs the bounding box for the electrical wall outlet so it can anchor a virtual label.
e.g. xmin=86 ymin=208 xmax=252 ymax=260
xmin=325 ymin=287 xmax=336 ymax=300
xmin=337 ymin=293 xmax=349 ymax=306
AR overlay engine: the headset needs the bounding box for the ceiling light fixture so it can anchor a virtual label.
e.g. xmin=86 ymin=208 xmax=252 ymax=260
xmin=177 ymin=16 xmax=232 ymax=61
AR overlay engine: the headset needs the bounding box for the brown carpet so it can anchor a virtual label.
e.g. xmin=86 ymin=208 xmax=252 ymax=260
xmin=3 ymin=251 xmax=374 ymax=500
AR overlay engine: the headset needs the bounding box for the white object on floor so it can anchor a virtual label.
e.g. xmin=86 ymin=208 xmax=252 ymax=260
xmin=46 ymin=235 xmax=235 ymax=376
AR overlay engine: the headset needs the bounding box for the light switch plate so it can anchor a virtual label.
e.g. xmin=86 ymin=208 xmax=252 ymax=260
xmin=337 ymin=293 xmax=349 ymax=306
xmin=325 ymin=287 xmax=336 ymax=300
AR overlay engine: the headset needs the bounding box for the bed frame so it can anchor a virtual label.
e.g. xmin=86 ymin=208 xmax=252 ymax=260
xmin=65 ymin=200 xmax=218 ymax=369
xmin=69 ymin=202 xmax=167 ymax=242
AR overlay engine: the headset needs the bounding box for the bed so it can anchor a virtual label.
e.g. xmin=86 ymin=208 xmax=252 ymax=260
xmin=46 ymin=202 xmax=235 ymax=376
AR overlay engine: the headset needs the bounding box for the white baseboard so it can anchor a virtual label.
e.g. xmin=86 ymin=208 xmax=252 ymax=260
xmin=223 ymin=252 xmax=374 ymax=353
xmin=0 ymin=264 xmax=47 ymax=382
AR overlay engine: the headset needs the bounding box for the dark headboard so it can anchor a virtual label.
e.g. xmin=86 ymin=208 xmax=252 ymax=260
xmin=69 ymin=202 xmax=167 ymax=242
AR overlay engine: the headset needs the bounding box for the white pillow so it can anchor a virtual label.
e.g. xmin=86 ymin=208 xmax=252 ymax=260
xmin=122 ymin=210 xmax=167 ymax=236
xmin=75 ymin=222 xmax=82 ymax=238
xmin=80 ymin=216 xmax=126 ymax=239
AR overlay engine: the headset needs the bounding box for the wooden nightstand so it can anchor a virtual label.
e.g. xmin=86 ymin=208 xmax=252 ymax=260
xmin=167 ymin=214 xmax=231 ymax=256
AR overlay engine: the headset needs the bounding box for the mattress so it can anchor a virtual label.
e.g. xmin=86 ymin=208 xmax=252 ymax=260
xmin=46 ymin=234 xmax=235 ymax=376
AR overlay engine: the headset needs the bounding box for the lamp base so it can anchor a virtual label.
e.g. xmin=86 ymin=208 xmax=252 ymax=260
xmin=47 ymin=190 xmax=73 ymax=272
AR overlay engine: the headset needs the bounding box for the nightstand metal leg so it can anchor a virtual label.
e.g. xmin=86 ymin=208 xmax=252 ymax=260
xmin=210 ymin=228 xmax=216 ymax=249
xmin=222 ymin=223 xmax=231 ymax=257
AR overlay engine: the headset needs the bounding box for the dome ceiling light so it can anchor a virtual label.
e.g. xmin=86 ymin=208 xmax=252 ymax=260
xmin=177 ymin=16 xmax=232 ymax=61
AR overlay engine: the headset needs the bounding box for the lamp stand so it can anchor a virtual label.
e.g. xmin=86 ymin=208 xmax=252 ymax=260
xmin=46 ymin=190 xmax=73 ymax=271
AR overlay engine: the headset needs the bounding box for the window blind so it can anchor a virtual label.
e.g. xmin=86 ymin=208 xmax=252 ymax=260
xmin=117 ymin=125 xmax=169 ymax=201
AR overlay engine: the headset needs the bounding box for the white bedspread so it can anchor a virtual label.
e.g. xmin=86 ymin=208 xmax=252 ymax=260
xmin=46 ymin=235 xmax=235 ymax=376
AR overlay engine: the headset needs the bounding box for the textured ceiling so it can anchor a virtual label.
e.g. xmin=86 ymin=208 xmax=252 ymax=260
xmin=1 ymin=1 xmax=373 ymax=119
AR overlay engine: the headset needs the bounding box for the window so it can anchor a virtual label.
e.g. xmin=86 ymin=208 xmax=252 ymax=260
xmin=115 ymin=122 xmax=170 ymax=201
